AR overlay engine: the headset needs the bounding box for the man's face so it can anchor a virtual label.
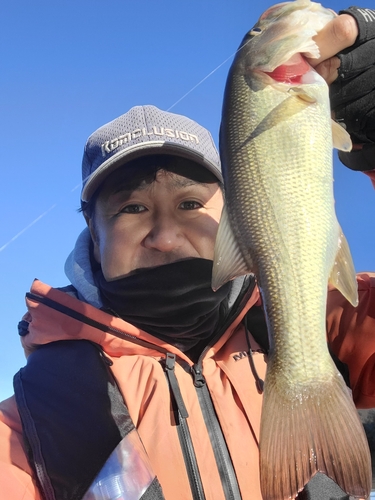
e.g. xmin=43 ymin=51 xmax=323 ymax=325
xmin=89 ymin=166 xmax=224 ymax=281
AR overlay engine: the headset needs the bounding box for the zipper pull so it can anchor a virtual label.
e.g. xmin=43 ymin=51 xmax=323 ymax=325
xmin=191 ymin=364 xmax=206 ymax=388
xmin=165 ymin=353 xmax=189 ymax=419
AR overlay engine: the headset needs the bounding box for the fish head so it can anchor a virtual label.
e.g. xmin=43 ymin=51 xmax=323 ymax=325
xmin=240 ymin=0 xmax=336 ymax=86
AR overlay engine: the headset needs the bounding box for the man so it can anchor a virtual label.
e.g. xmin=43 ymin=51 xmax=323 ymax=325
xmin=0 ymin=7 xmax=375 ymax=500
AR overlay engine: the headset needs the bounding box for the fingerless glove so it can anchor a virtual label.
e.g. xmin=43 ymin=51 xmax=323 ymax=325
xmin=330 ymin=7 xmax=375 ymax=171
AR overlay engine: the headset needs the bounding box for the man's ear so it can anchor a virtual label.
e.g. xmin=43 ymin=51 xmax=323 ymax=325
xmin=87 ymin=218 xmax=101 ymax=264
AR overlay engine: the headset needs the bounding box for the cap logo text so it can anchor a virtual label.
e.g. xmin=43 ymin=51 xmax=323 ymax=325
xmin=101 ymin=126 xmax=200 ymax=156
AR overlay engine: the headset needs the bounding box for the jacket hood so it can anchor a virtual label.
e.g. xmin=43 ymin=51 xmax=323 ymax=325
xmin=64 ymin=228 xmax=102 ymax=308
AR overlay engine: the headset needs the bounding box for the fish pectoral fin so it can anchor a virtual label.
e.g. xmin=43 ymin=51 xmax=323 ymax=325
xmin=259 ymin=368 xmax=372 ymax=500
xmin=241 ymin=93 xmax=312 ymax=144
xmin=329 ymin=227 xmax=358 ymax=307
xmin=331 ymin=119 xmax=352 ymax=151
xmin=211 ymin=204 xmax=253 ymax=291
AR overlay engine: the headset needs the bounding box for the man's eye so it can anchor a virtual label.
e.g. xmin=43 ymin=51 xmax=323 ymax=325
xmin=179 ymin=201 xmax=202 ymax=210
xmin=120 ymin=204 xmax=147 ymax=214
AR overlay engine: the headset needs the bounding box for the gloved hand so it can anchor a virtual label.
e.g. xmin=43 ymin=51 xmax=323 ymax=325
xmin=330 ymin=7 xmax=375 ymax=171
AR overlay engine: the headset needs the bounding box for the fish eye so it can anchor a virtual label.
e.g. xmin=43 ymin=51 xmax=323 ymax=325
xmin=249 ymin=27 xmax=262 ymax=36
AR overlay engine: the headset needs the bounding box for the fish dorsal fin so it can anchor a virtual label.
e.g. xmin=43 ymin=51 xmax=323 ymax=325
xmin=329 ymin=227 xmax=358 ymax=307
xmin=331 ymin=119 xmax=352 ymax=151
xmin=212 ymin=204 xmax=253 ymax=291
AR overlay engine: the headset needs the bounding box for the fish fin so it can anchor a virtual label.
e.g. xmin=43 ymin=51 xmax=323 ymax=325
xmin=332 ymin=119 xmax=352 ymax=151
xmin=211 ymin=204 xmax=253 ymax=291
xmin=260 ymin=366 xmax=372 ymax=500
xmin=242 ymin=93 xmax=312 ymax=142
xmin=329 ymin=227 xmax=358 ymax=307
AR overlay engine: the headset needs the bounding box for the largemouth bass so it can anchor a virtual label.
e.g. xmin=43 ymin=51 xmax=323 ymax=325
xmin=212 ymin=1 xmax=372 ymax=498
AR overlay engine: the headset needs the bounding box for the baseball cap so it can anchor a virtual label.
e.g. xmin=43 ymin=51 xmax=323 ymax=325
xmin=81 ymin=105 xmax=222 ymax=202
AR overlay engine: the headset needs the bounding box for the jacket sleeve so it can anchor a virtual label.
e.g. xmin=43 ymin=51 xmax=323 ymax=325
xmin=339 ymin=145 xmax=375 ymax=173
xmin=327 ymin=273 xmax=375 ymax=409
xmin=0 ymin=396 xmax=42 ymax=500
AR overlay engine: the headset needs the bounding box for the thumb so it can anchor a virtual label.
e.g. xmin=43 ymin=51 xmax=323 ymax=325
xmin=308 ymin=14 xmax=359 ymax=67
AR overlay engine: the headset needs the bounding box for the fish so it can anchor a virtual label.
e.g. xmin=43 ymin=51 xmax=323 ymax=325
xmin=211 ymin=1 xmax=372 ymax=499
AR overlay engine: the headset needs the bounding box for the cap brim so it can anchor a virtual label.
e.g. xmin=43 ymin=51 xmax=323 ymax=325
xmin=81 ymin=140 xmax=223 ymax=202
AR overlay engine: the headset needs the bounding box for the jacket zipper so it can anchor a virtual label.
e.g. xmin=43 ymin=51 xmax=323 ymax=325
xmin=192 ymin=365 xmax=242 ymax=500
xmin=165 ymin=353 xmax=206 ymax=500
xmin=186 ymin=278 xmax=256 ymax=500
xmin=178 ymin=416 xmax=206 ymax=500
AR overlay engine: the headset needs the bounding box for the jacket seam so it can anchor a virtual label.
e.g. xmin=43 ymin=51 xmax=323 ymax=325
xmin=13 ymin=371 xmax=56 ymax=500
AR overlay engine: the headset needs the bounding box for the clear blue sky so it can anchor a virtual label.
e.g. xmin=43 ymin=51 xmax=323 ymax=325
xmin=1 ymin=0 xmax=374 ymax=401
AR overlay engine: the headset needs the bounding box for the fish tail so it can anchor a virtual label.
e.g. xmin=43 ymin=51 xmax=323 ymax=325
xmin=259 ymin=369 xmax=372 ymax=500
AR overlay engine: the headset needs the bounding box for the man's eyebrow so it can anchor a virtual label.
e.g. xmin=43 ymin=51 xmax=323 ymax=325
xmin=109 ymin=176 xmax=211 ymax=196
xmin=168 ymin=177 xmax=211 ymax=190
xmin=110 ymin=181 xmax=148 ymax=196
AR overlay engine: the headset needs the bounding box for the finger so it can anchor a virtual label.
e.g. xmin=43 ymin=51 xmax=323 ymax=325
xmin=307 ymin=14 xmax=359 ymax=67
xmin=314 ymin=56 xmax=341 ymax=85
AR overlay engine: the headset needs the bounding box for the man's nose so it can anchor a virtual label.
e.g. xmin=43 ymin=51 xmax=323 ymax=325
xmin=143 ymin=216 xmax=184 ymax=252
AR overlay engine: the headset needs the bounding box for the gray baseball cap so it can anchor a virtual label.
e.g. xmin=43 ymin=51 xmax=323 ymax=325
xmin=81 ymin=105 xmax=222 ymax=202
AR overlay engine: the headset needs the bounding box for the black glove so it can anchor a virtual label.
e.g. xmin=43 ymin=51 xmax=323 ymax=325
xmin=330 ymin=7 xmax=375 ymax=171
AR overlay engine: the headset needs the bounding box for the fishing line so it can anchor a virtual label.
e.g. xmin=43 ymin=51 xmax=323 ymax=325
xmin=0 ymin=204 xmax=57 ymax=253
xmin=167 ymin=48 xmax=242 ymax=112
xmin=168 ymin=37 xmax=253 ymax=112
xmin=0 ymin=184 xmax=81 ymax=253
xmin=1 ymin=41 xmax=252 ymax=253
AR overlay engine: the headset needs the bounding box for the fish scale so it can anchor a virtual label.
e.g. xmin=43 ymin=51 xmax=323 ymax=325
xmin=212 ymin=1 xmax=372 ymax=499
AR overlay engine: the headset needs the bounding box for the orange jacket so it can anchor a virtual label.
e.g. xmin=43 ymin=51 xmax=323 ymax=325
xmin=1 ymin=272 xmax=375 ymax=500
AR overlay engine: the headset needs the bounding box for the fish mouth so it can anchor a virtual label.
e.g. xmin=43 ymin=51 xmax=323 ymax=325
xmin=263 ymin=53 xmax=311 ymax=84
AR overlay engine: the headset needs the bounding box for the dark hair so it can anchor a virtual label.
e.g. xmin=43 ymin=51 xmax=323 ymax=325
xmin=80 ymin=154 xmax=222 ymax=220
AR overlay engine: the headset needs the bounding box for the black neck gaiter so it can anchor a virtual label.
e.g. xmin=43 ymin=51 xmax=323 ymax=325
xmin=96 ymin=258 xmax=231 ymax=352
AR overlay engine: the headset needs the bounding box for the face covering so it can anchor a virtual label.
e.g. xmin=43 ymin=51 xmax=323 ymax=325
xmin=96 ymin=258 xmax=231 ymax=352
